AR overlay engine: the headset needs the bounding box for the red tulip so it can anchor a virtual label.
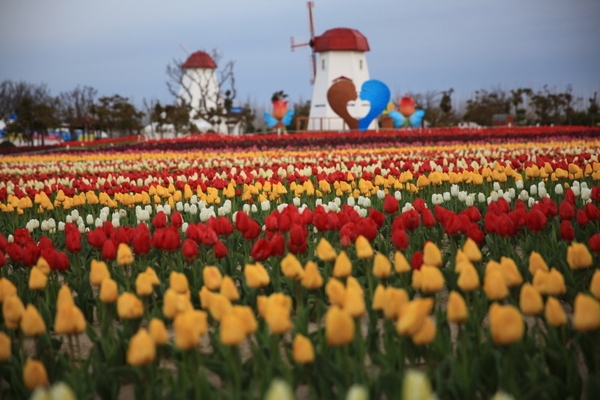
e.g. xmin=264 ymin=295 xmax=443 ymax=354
xmin=102 ymin=220 xmax=115 ymax=238
xmin=391 ymin=229 xmax=409 ymax=250
xmin=401 ymin=209 xmax=420 ymax=231
xmin=564 ymin=188 xmax=575 ymax=204
xmin=526 ymin=209 xmax=547 ymax=232
xmin=201 ymin=228 xmax=219 ymax=247
xmin=170 ymin=211 xmax=183 ymax=229
xmin=586 ymin=203 xmax=600 ymax=220
xmin=0 ymin=233 xmax=8 ymax=252
xmin=182 ymin=239 xmax=199 ymax=262
xmin=466 ymin=224 xmax=485 ymax=244
xmin=21 ymin=242 xmax=40 ymax=267
xmin=576 ymin=209 xmax=590 ymax=226
xmin=152 ymin=211 xmax=167 ymax=229
xmin=421 ymin=208 xmax=436 ymax=228
xmin=496 ymin=215 xmax=516 ymax=238
xmin=383 ymin=194 xmax=398 ymax=214
xmin=559 ymin=201 xmax=575 ymax=221
xmin=215 ymin=217 xmax=234 ymax=236
xmin=162 ymin=226 xmax=182 ymax=252
xmin=0 ymin=251 xmax=5 ymax=267
xmin=339 ymin=222 xmax=358 ymax=243
xmin=214 ymin=241 xmax=228 ymax=258
xmin=270 ymin=233 xmax=285 ymax=257
xmin=102 ymin=240 xmax=117 ymax=261
xmin=411 ymin=251 xmax=424 ymax=270
xmin=235 ymin=211 xmax=250 ymax=232
xmin=54 ymin=251 xmax=70 ymax=272
xmin=6 ymin=243 xmax=23 ymax=262
xmin=14 ymin=228 xmax=33 ymax=246
xmin=560 ymin=220 xmax=575 ymax=242
xmin=87 ymin=227 xmax=107 ymax=249
xmin=589 ymin=233 xmax=600 ymax=253
xmin=38 ymin=236 xmax=54 ymax=251
xmin=112 ymin=227 xmax=129 ymax=245
xmin=243 ymin=219 xmax=261 ymax=241
xmin=251 ymin=238 xmax=272 ymax=262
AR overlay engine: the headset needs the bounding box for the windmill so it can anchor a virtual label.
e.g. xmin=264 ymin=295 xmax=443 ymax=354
xmin=290 ymin=1 xmax=316 ymax=84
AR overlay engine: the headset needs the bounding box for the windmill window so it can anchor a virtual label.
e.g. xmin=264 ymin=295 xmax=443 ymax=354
xmin=322 ymin=59 xmax=325 ymax=70
xmin=359 ymin=60 xmax=363 ymax=69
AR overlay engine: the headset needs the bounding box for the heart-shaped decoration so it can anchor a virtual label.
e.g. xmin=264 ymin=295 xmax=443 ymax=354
xmin=327 ymin=79 xmax=359 ymax=130
xmin=357 ymin=80 xmax=391 ymax=130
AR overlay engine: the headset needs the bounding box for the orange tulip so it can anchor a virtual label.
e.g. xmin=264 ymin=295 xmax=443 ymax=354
xmin=325 ymin=306 xmax=354 ymax=346
xmin=333 ymin=251 xmax=352 ymax=278
xmin=292 ymin=334 xmax=315 ymax=364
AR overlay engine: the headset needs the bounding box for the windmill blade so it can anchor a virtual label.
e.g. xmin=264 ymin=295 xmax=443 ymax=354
xmin=307 ymin=1 xmax=315 ymax=39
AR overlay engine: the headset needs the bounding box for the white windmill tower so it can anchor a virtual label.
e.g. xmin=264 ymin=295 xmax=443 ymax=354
xmin=292 ymin=2 xmax=374 ymax=131
xmin=179 ymin=50 xmax=228 ymax=133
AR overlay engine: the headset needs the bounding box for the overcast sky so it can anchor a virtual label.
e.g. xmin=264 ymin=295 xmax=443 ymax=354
xmin=1 ymin=0 xmax=599 ymax=110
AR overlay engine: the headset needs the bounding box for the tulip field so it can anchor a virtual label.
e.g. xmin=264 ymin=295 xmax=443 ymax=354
xmin=1 ymin=126 xmax=600 ymax=400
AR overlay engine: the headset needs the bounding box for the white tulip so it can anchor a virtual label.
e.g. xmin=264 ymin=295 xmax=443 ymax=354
xmin=261 ymin=200 xmax=271 ymax=211
xmin=450 ymin=184 xmax=459 ymax=197
xmin=443 ymin=192 xmax=452 ymax=202
xmin=70 ymin=209 xmax=79 ymax=220
xmin=478 ymin=193 xmax=486 ymax=203
xmin=554 ymin=184 xmax=563 ymax=195
xmin=176 ymin=202 xmax=184 ymax=212
xmin=518 ymin=190 xmax=529 ymax=202
xmin=571 ymin=185 xmax=580 ymax=197
xmin=394 ymin=191 xmax=402 ymax=201
xmin=58 ymin=222 xmax=66 ymax=231
xmin=95 ymin=218 xmax=103 ymax=228
xmin=465 ymin=195 xmax=474 ymax=207
xmin=493 ymin=182 xmax=501 ymax=191
xmin=86 ymin=214 xmax=94 ymax=225
xmin=530 ymin=185 xmax=537 ymax=195
xmin=251 ymin=204 xmax=258 ymax=213
xmin=347 ymin=197 xmax=356 ymax=207
xmin=581 ymin=187 xmax=592 ymax=201
xmin=66 ymin=215 xmax=73 ymax=223
xmin=7 ymin=234 xmax=14 ymax=243
xmin=516 ymin=180 xmax=523 ymax=190
xmin=376 ymin=190 xmax=385 ymax=200
xmin=358 ymin=208 xmax=368 ymax=218
xmin=538 ymin=187 xmax=547 ymax=198
xmin=118 ymin=209 xmax=127 ymax=218
xmin=111 ymin=218 xmax=120 ymax=228
xmin=181 ymin=222 xmax=189 ymax=233
xmin=292 ymin=197 xmax=301 ymax=207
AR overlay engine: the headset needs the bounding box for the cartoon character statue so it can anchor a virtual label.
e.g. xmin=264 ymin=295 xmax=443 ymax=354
xmin=388 ymin=96 xmax=425 ymax=128
xmin=264 ymin=91 xmax=295 ymax=133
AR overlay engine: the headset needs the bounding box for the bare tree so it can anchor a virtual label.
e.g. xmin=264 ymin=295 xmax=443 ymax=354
xmin=57 ymin=85 xmax=97 ymax=139
xmin=166 ymin=49 xmax=236 ymax=132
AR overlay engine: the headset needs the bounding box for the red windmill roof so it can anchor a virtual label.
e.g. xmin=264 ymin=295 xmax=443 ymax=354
xmin=182 ymin=51 xmax=217 ymax=69
xmin=312 ymin=28 xmax=370 ymax=52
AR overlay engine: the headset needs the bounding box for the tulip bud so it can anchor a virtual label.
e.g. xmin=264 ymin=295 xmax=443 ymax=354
xmin=483 ymin=269 xmax=508 ymax=300
xmin=127 ymin=328 xmax=156 ymax=366
xmin=244 ymin=263 xmax=270 ymax=288
xmin=519 ymin=283 xmax=543 ymax=315
xmin=265 ymin=302 xmax=292 ymax=335
xmin=396 ymin=298 xmax=433 ymax=336
xmin=326 ymin=306 xmax=355 ymax=346
xmin=394 ymin=251 xmax=411 ymax=273
xmin=528 ymin=251 xmax=549 ymax=276
xmin=90 ymin=259 xmax=110 ymax=287
xmin=220 ymin=313 xmax=246 ymax=346
xmin=332 ymin=251 xmax=352 ymax=278
xmin=203 ymin=266 xmax=223 ymax=290
xmin=573 ymin=293 xmax=600 ymax=332
xmin=343 ymin=285 xmax=366 ymax=318
xmin=447 ymin=291 xmax=468 ymax=323
xmin=566 ymin=242 xmax=593 ymax=269
xmin=56 ymin=285 xmax=75 ymax=311
xmin=0 ymin=331 xmax=11 ymax=362
xmin=372 ymin=284 xmax=386 ymax=311
xmin=99 ymin=278 xmax=119 ymax=303
xmin=281 ymin=253 xmax=305 ymax=280
xmin=116 ymin=243 xmax=134 ymax=266
xmin=301 ymin=261 xmax=323 ymax=290
xmin=148 ymin=318 xmax=169 ymax=345
xmin=499 ymin=257 xmax=523 ymax=287
xmin=23 ymin=359 xmax=49 ymax=391
xmin=29 ymin=267 xmax=48 ymax=291
xmin=489 ymin=303 xmax=524 ymax=345
xmin=292 ymin=334 xmax=315 ymax=364
xmin=20 ymin=304 xmax=46 ymax=336
xmin=117 ymin=292 xmax=144 ymax=319
xmin=457 ymin=261 xmax=480 ymax=292
xmin=316 ymin=238 xmax=337 ymax=261
xmin=544 ymin=296 xmax=567 ymax=327
xmin=173 ymin=311 xmax=200 ymax=350
xmin=355 ymin=235 xmax=373 ymax=259
xmin=540 ymin=268 xmax=566 ymax=296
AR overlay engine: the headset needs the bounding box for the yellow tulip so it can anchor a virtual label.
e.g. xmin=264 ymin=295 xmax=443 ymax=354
xmin=232 ymin=305 xmax=258 ymax=335
xmin=372 ymin=284 xmax=386 ymax=310
xmin=457 ymin=261 xmax=480 ymax=292
xmin=382 ymin=287 xmax=409 ymax=320
xmin=411 ymin=317 xmax=436 ymax=345
xmin=519 ymin=283 xmax=543 ymax=315
xmin=301 ymin=261 xmax=323 ymax=290
xmin=346 ymin=276 xmax=364 ymax=297
xmin=169 ymin=271 xmax=189 ymax=294
xmin=489 ymin=303 xmax=524 ymax=345
xmin=173 ymin=311 xmax=200 ymax=350
xmin=56 ymin=285 xmax=75 ymax=310
xmin=265 ymin=303 xmax=292 ymax=335
xmin=483 ymin=269 xmax=508 ymax=300
xmin=373 ymin=253 xmax=392 ymax=279
xmin=20 ymin=304 xmax=46 ymax=336
xmin=281 ymin=253 xmax=305 ymax=280
xmin=117 ymin=292 xmax=144 ymax=319
xmin=539 ymin=268 xmax=566 ymax=296
xmin=499 ymin=257 xmax=523 ymax=287
xmin=208 ymin=293 xmax=233 ymax=322
xmin=220 ymin=313 xmax=247 ymax=346
xmin=292 ymin=334 xmax=315 ymax=364
xmin=544 ymin=296 xmax=567 ymax=327
xmin=148 ymin=318 xmax=169 ymax=345
xmin=528 ymin=251 xmax=549 ymax=276
xmin=90 ymin=259 xmax=110 ymax=287
xmin=2 ymin=294 xmax=24 ymax=329
xmin=419 ymin=266 xmax=445 ymax=293
xmin=396 ymin=298 xmax=434 ymax=336
xmin=423 ymin=241 xmax=442 ymax=267
xmin=29 ymin=267 xmax=48 ymax=291
xmin=332 ymin=251 xmax=352 ymax=278
xmin=199 ymin=286 xmax=213 ymax=310
xmin=127 ymin=328 xmax=156 ymax=366
xmin=99 ymin=278 xmax=119 ymax=303
xmin=244 ymin=263 xmax=271 ymax=288
xmin=325 ymin=306 xmax=355 ymax=346
xmin=35 ymin=257 xmax=51 ymax=275
xmin=220 ymin=276 xmax=240 ymax=301
xmin=343 ymin=285 xmax=366 ymax=318
xmin=116 ymin=243 xmax=134 ymax=266
xmin=462 ymin=238 xmax=482 ymax=262
xmin=566 ymin=242 xmax=593 ymax=269
xmin=325 ymin=278 xmax=347 ymax=307
xmin=0 ymin=331 xmax=11 ymax=362
xmin=394 ymin=251 xmax=411 ymax=273
xmin=573 ymin=293 xmax=600 ymax=332
xmin=355 ymin=235 xmax=373 ymax=259
xmin=23 ymin=359 xmax=49 ymax=390
xmin=203 ymin=266 xmax=223 ymax=290
xmin=143 ymin=267 xmax=160 ymax=286
xmin=316 ymin=238 xmax=337 ymax=261
xmin=54 ymin=304 xmax=86 ymax=335
xmin=411 ymin=270 xmax=422 ymax=290
xmin=446 ymin=291 xmax=468 ymax=323
xmin=135 ymin=272 xmax=154 ymax=297
xmin=590 ymin=270 xmax=600 ymax=300
xmin=0 ymin=277 xmax=17 ymax=302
